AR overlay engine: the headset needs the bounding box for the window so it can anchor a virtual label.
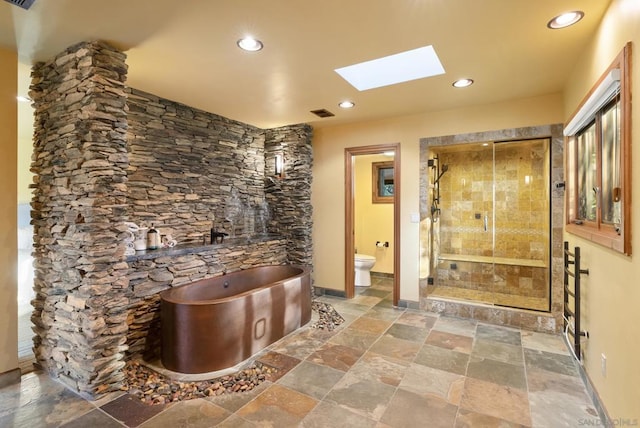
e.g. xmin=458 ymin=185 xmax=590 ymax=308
xmin=372 ymin=161 xmax=394 ymax=203
xmin=565 ymin=43 xmax=631 ymax=255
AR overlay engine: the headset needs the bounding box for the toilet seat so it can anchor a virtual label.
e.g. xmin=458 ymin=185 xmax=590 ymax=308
xmin=355 ymin=254 xmax=376 ymax=262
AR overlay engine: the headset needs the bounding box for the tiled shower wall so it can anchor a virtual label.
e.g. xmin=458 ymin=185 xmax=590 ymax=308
xmin=436 ymin=140 xmax=550 ymax=261
xmin=433 ymin=140 xmax=550 ymax=298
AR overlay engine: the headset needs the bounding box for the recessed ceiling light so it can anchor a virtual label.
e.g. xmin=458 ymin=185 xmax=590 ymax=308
xmin=452 ymin=78 xmax=474 ymax=88
xmin=547 ymin=11 xmax=584 ymax=29
xmin=237 ymin=37 xmax=263 ymax=52
xmin=338 ymin=100 xmax=355 ymax=109
xmin=16 ymin=95 xmax=31 ymax=102
xmin=335 ymin=45 xmax=445 ymax=91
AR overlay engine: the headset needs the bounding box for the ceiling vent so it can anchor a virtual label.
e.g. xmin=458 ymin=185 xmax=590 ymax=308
xmin=3 ymin=0 xmax=36 ymax=9
xmin=310 ymin=109 xmax=335 ymax=118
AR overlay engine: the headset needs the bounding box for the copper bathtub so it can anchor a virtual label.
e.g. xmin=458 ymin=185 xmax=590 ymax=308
xmin=160 ymin=264 xmax=311 ymax=374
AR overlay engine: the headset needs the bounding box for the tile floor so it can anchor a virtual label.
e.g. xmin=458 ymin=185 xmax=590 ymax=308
xmin=17 ymin=311 xmax=36 ymax=375
xmin=1 ymin=276 xmax=601 ymax=427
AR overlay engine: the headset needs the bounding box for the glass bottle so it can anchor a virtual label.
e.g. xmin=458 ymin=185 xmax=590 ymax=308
xmin=147 ymin=224 xmax=160 ymax=250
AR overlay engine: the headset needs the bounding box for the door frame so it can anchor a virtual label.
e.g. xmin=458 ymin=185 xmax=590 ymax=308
xmin=345 ymin=143 xmax=401 ymax=306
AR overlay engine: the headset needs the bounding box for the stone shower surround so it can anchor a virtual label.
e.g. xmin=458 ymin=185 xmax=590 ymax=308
xmin=419 ymin=125 xmax=565 ymax=333
xmin=29 ymin=41 xmax=313 ymax=398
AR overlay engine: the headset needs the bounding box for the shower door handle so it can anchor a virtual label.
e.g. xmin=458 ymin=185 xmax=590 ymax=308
xmin=483 ymin=214 xmax=488 ymax=232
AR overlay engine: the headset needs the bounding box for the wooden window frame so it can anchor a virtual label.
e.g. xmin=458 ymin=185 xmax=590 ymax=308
xmin=565 ymin=43 xmax=632 ymax=255
xmin=372 ymin=161 xmax=394 ymax=204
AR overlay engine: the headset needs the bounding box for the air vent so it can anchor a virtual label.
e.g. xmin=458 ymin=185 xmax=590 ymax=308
xmin=310 ymin=109 xmax=335 ymax=118
xmin=4 ymin=0 xmax=36 ymax=10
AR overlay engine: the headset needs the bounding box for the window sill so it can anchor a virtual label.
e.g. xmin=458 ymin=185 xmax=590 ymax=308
xmin=566 ymin=223 xmax=625 ymax=254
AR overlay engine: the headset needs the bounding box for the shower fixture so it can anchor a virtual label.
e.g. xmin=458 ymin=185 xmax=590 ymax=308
xmin=433 ymin=163 xmax=449 ymax=186
xmin=431 ymin=200 xmax=440 ymax=218
xmin=429 ymin=156 xmax=449 ymax=222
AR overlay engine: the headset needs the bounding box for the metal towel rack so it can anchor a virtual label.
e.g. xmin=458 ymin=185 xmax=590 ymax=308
xmin=563 ymin=241 xmax=589 ymax=361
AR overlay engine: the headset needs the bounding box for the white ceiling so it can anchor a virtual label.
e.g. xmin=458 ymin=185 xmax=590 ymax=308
xmin=1 ymin=0 xmax=611 ymax=131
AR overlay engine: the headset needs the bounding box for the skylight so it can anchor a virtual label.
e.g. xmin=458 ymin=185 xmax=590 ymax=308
xmin=335 ymin=45 xmax=445 ymax=91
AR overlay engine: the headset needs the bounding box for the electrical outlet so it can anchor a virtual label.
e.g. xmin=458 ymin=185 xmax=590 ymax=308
xmin=601 ymin=353 xmax=607 ymax=377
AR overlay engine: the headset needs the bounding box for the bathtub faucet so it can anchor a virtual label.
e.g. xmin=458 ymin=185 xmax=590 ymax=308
xmin=210 ymin=229 xmax=229 ymax=244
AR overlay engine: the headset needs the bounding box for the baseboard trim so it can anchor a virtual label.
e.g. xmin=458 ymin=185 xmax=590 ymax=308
xmin=397 ymin=299 xmax=420 ymax=310
xmin=576 ymin=361 xmax=612 ymax=427
xmin=0 ymin=367 xmax=21 ymax=388
xmin=313 ymin=287 xmax=346 ymax=299
xmin=371 ymin=272 xmax=394 ymax=279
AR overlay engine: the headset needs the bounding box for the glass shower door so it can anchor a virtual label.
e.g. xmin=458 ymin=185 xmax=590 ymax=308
xmin=492 ymin=139 xmax=550 ymax=310
xmin=427 ymin=139 xmax=551 ymax=311
xmin=430 ymin=142 xmax=496 ymax=304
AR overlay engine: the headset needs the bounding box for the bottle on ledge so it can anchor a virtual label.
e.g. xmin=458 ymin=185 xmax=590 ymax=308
xmin=147 ymin=224 xmax=160 ymax=250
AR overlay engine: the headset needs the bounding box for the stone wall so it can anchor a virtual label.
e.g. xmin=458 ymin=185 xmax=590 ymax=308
xmin=30 ymin=41 xmax=131 ymax=397
xmin=265 ymin=125 xmax=314 ymax=266
xmin=30 ymin=40 xmax=314 ymax=399
xmin=126 ymin=88 xmax=266 ymax=243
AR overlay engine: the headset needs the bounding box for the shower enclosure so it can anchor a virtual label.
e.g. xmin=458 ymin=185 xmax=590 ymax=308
xmin=421 ymin=138 xmax=551 ymax=311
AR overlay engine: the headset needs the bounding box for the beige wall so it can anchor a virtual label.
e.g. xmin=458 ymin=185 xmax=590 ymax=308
xmin=0 ymin=45 xmax=18 ymax=375
xmin=17 ymin=136 xmax=31 ymax=204
xmin=17 ymin=61 xmax=33 ymax=204
xmin=562 ymin=0 xmax=640 ymax=421
xmin=312 ymin=92 xmax=564 ymax=301
xmin=355 ymin=154 xmax=394 ymax=274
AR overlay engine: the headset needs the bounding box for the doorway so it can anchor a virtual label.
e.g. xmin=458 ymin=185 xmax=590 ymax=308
xmin=345 ymin=143 xmax=400 ymax=306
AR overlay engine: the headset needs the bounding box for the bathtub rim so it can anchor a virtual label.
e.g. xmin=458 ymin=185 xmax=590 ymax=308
xmin=159 ymin=264 xmax=311 ymax=305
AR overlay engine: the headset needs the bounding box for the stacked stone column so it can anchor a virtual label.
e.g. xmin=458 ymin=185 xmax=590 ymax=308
xmin=265 ymin=125 xmax=314 ymax=266
xmin=30 ymin=41 xmax=130 ymax=398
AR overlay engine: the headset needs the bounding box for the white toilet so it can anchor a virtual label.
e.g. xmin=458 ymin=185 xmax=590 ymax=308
xmin=354 ymin=254 xmax=376 ymax=287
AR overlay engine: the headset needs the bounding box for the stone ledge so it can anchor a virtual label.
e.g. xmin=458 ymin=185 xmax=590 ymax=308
xmin=126 ymin=234 xmax=283 ymax=262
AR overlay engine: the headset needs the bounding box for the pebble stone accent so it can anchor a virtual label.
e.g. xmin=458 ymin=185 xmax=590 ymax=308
xmin=123 ymin=360 xmax=277 ymax=405
xmin=310 ymin=301 xmax=345 ymax=331
xmin=29 ymin=40 xmax=315 ymax=399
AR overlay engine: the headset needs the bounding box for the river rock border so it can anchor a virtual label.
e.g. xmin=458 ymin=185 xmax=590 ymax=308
xmin=123 ymin=360 xmax=277 ymax=405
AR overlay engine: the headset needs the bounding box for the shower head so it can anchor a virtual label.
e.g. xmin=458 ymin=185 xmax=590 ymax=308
xmin=441 ymin=164 xmax=449 ymax=172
